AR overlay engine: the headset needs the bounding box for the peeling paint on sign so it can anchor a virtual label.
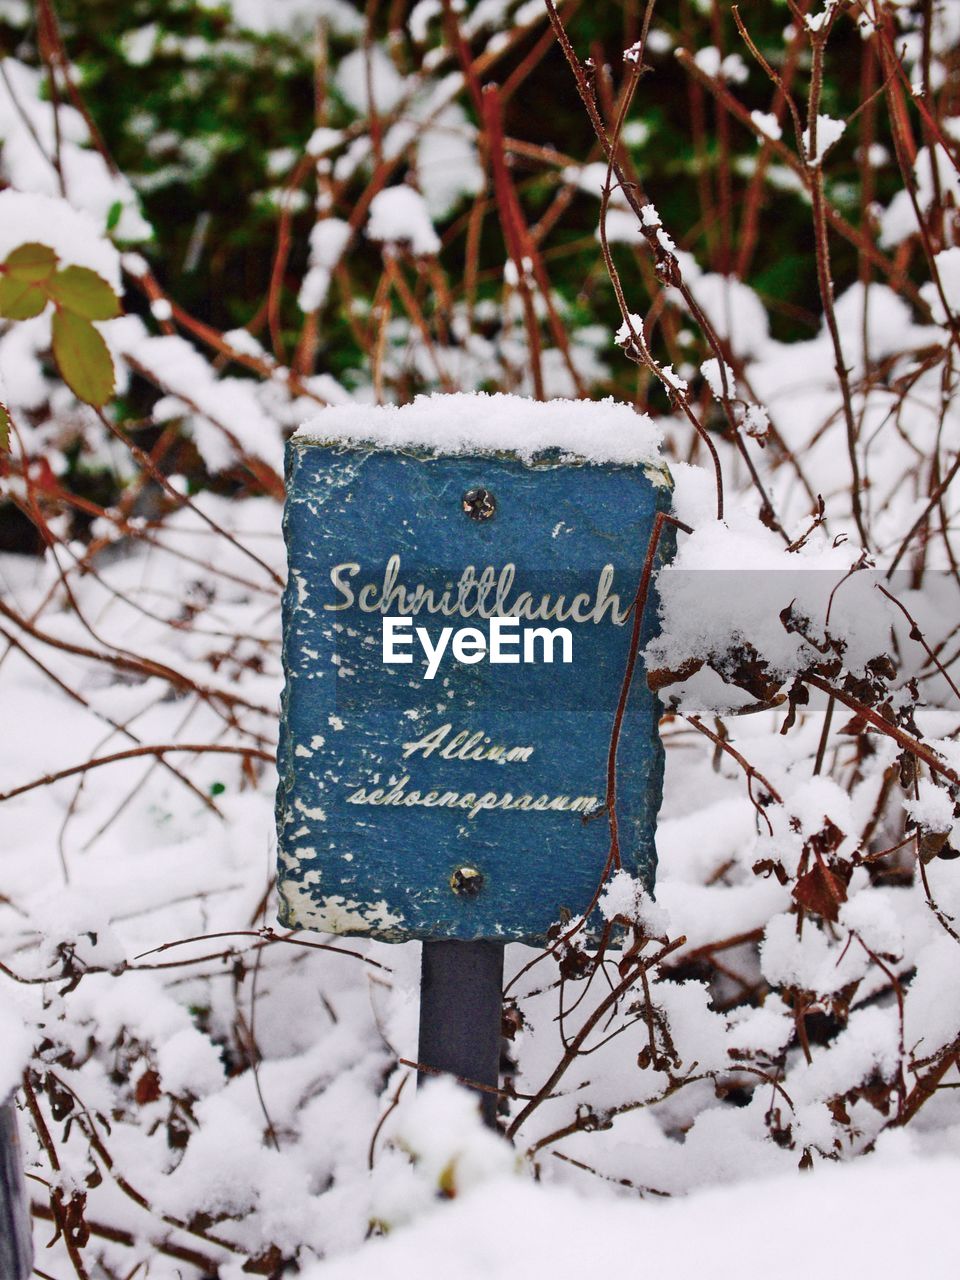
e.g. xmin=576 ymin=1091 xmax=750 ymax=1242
xmin=276 ymin=441 xmax=672 ymax=943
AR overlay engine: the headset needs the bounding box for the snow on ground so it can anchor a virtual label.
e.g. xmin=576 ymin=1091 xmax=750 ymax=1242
xmin=311 ymin=1143 xmax=960 ymax=1279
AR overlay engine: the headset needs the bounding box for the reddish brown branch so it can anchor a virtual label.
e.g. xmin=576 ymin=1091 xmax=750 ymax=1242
xmin=0 ymin=743 xmax=274 ymax=804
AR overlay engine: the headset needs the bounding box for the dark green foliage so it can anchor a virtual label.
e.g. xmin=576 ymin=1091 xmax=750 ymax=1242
xmin=4 ymin=0 xmax=904 ymax=356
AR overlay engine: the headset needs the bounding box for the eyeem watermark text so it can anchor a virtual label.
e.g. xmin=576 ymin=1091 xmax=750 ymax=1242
xmin=382 ymin=616 xmax=573 ymax=679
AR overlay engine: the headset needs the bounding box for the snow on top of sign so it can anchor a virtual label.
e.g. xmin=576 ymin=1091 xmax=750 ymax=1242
xmin=295 ymin=392 xmax=663 ymax=465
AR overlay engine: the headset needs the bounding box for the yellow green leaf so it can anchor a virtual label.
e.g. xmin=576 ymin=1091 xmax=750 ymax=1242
xmin=3 ymin=242 xmax=57 ymax=283
xmin=48 ymin=266 xmax=121 ymax=321
xmin=437 ymin=1159 xmax=458 ymax=1198
xmin=51 ymin=310 xmax=115 ymax=407
xmin=0 ymin=402 xmax=9 ymax=452
xmin=0 ymin=274 xmax=47 ymax=319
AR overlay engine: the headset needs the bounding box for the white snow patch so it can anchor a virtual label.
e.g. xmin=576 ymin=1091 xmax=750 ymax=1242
xmin=299 ymin=218 xmax=352 ymax=311
xmin=803 ymin=114 xmax=846 ymax=164
xmin=751 ymin=110 xmax=782 ymax=142
xmin=308 ymin=1153 xmax=960 ymax=1280
xmin=367 ymin=187 xmax=441 ymax=256
xmin=0 ymin=190 xmax=121 ymax=288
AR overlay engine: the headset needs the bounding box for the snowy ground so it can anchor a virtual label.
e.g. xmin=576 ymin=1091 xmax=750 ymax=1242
xmin=312 ymin=1141 xmax=960 ymax=1280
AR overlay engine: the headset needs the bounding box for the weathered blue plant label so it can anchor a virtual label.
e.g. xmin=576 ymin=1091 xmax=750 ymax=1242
xmin=276 ymin=440 xmax=671 ymax=944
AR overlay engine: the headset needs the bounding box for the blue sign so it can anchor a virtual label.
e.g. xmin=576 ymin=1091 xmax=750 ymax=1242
xmin=276 ymin=439 xmax=671 ymax=944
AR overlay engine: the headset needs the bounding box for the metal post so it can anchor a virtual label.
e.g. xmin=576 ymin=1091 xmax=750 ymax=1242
xmin=0 ymin=1096 xmax=33 ymax=1280
xmin=418 ymin=941 xmax=504 ymax=1127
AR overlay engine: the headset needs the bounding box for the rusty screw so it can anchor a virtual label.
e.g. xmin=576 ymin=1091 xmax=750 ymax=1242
xmin=462 ymin=488 xmax=496 ymax=521
xmin=450 ymin=866 xmax=484 ymax=897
